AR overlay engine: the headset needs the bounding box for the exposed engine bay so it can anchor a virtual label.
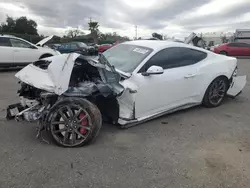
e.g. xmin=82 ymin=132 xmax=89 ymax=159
xmin=6 ymin=53 xmax=132 ymax=146
xmin=11 ymin=55 xmax=123 ymax=120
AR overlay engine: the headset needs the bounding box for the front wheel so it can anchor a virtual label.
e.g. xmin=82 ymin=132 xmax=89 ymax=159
xmin=46 ymin=98 xmax=102 ymax=147
xmin=203 ymin=77 xmax=228 ymax=108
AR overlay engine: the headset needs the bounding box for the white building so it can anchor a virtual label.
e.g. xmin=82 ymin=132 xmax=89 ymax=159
xmin=200 ymin=32 xmax=234 ymax=47
xmin=234 ymin=29 xmax=250 ymax=43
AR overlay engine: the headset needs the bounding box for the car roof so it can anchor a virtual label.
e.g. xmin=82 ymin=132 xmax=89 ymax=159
xmin=0 ymin=35 xmax=33 ymax=44
xmin=229 ymin=42 xmax=248 ymax=44
xmin=0 ymin=35 xmax=19 ymax=39
xmin=123 ymin=40 xmax=206 ymax=52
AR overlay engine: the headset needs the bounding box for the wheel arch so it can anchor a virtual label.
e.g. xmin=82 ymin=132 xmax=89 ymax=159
xmin=87 ymin=95 xmax=120 ymax=124
xmin=200 ymin=74 xmax=230 ymax=101
xmin=219 ymin=50 xmax=228 ymax=55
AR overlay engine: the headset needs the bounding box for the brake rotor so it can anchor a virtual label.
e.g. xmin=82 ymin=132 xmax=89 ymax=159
xmin=79 ymin=113 xmax=88 ymax=135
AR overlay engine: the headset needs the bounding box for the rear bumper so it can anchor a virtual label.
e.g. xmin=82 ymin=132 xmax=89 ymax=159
xmin=227 ymin=75 xmax=247 ymax=97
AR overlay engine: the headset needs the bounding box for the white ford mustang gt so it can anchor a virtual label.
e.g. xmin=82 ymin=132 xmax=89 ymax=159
xmin=9 ymin=40 xmax=246 ymax=147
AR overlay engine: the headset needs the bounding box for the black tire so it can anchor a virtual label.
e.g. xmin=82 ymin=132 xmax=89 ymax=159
xmin=39 ymin=54 xmax=53 ymax=59
xmin=203 ymin=77 xmax=228 ymax=108
xmin=46 ymin=98 xmax=102 ymax=147
xmin=219 ymin=51 xmax=227 ymax=56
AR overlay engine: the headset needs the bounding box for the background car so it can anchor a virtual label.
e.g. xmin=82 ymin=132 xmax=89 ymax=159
xmin=209 ymin=44 xmax=220 ymax=51
xmin=86 ymin=43 xmax=98 ymax=55
xmin=138 ymin=36 xmax=160 ymax=40
xmin=0 ymin=35 xmax=60 ymax=68
xmin=212 ymin=42 xmax=250 ymax=56
xmin=57 ymin=42 xmax=92 ymax=55
xmin=98 ymin=44 xmax=113 ymax=53
xmin=46 ymin=43 xmax=61 ymax=50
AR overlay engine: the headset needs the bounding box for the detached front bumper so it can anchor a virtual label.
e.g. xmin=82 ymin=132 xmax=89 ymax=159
xmin=227 ymin=75 xmax=247 ymax=97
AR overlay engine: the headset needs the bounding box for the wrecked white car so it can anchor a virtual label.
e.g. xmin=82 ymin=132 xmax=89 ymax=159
xmin=7 ymin=40 xmax=246 ymax=147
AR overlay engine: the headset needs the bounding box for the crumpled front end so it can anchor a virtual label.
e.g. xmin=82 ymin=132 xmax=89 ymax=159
xmin=15 ymin=53 xmax=81 ymax=95
xmin=8 ymin=53 xmax=125 ymax=123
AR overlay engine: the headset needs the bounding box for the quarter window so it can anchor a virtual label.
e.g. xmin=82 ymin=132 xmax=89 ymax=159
xmin=0 ymin=37 xmax=11 ymax=47
xmin=10 ymin=38 xmax=32 ymax=48
xmin=71 ymin=44 xmax=78 ymax=50
xmin=140 ymin=47 xmax=207 ymax=72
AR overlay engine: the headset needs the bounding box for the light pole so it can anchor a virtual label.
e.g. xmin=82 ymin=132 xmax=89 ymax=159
xmin=135 ymin=25 xmax=137 ymax=40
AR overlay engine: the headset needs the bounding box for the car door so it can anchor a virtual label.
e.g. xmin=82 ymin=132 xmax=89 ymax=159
xmin=0 ymin=37 xmax=14 ymax=65
xmin=59 ymin=43 xmax=73 ymax=54
xmin=9 ymin=38 xmax=41 ymax=64
xmin=70 ymin=43 xmax=80 ymax=53
xmin=239 ymin=43 xmax=250 ymax=56
xmin=132 ymin=47 xmax=207 ymax=118
xmin=226 ymin=43 xmax=240 ymax=56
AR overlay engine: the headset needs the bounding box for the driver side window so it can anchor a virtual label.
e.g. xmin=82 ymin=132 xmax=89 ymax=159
xmin=10 ymin=38 xmax=32 ymax=48
xmin=70 ymin=44 xmax=78 ymax=50
xmin=139 ymin=47 xmax=207 ymax=72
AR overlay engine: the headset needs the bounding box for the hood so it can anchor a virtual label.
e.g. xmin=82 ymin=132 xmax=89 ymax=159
xmin=184 ymin=32 xmax=206 ymax=48
xmin=184 ymin=32 xmax=197 ymax=44
xmin=36 ymin=35 xmax=54 ymax=47
xmin=15 ymin=53 xmax=124 ymax=95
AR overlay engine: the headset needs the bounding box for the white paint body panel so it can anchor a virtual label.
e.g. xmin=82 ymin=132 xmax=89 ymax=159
xmin=227 ymin=76 xmax=247 ymax=96
xmin=0 ymin=36 xmax=59 ymax=65
xmin=13 ymin=47 xmax=42 ymax=63
xmin=0 ymin=46 xmax=14 ymax=63
xmin=131 ymin=64 xmax=203 ymax=118
xmin=15 ymin=53 xmax=80 ymax=95
xmin=15 ymin=40 xmax=247 ymax=126
xmin=36 ymin=35 xmax=54 ymax=46
xmin=116 ymin=40 xmax=246 ymax=125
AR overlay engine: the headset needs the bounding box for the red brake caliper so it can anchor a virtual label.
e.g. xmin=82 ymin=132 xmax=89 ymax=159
xmin=79 ymin=113 xmax=88 ymax=135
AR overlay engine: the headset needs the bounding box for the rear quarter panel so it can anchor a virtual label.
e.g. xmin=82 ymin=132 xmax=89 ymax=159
xmin=197 ymin=52 xmax=237 ymax=100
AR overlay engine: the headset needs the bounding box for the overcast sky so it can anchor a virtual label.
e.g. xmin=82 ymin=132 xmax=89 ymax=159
xmin=0 ymin=0 xmax=250 ymax=39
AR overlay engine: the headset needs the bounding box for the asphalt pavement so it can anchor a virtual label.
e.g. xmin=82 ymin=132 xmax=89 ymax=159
xmin=0 ymin=59 xmax=250 ymax=188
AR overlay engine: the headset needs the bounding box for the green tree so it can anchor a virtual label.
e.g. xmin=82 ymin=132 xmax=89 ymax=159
xmin=98 ymin=32 xmax=129 ymax=44
xmin=88 ymin=21 xmax=100 ymax=44
xmin=0 ymin=16 xmax=38 ymax=35
xmin=15 ymin=16 xmax=38 ymax=34
xmin=221 ymin=35 xmax=228 ymax=43
xmin=66 ymin=28 xmax=84 ymax=38
xmin=0 ymin=16 xmax=15 ymax=33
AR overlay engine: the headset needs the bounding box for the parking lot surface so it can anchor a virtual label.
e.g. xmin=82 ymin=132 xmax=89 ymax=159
xmin=1 ymin=59 xmax=250 ymax=188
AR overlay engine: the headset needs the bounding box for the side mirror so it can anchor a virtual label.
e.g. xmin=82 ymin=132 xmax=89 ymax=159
xmin=142 ymin=65 xmax=164 ymax=76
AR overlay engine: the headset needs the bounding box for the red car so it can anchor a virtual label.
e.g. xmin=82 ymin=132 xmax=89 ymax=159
xmin=98 ymin=44 xmax=113 ymax=53
xmin=212 ymin=42 xmax=250 ymax=56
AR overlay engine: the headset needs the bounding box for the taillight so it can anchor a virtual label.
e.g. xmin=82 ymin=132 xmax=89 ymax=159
xmin=233 ymin=66 xmax=238 ymax=77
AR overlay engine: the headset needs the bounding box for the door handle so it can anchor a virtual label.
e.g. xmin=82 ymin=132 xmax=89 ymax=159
xmin=13 ymin=50 xmax=19 ymax=52
xmin=184 ymin=74 xmax=196 ymax=78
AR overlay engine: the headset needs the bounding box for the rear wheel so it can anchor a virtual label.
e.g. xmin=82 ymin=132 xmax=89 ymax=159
xmin=219 ymin=51 xmax=227 ymax=56
xmin=203 ymin=77 xmax=228 ymax=108
xmin=46 ymin=98 xmax=102 ymax=147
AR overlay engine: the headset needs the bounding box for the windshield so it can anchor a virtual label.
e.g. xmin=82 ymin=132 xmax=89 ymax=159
xmin=102 ymin=44 xmax=152 ymax=73
xmin=78 ymin=42 xmax=88 ymax=48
